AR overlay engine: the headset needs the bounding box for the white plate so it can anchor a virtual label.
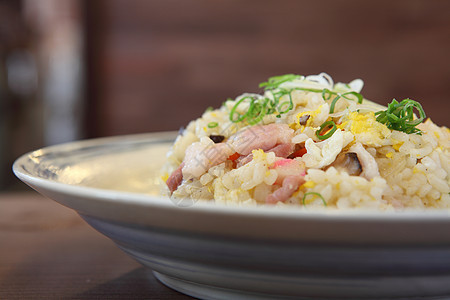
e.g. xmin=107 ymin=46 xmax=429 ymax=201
xmin=13 ymin=132 xmax=450 ymax=299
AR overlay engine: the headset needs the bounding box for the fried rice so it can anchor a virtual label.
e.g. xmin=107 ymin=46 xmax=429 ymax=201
xmin=162 ymin=73 xmax=449 ymax=210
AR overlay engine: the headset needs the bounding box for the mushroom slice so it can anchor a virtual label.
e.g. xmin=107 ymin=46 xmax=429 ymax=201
xmin=329 ymin=152 xmax=362 ymax=176
xmin=298 ymin=114 xmax=310 ymax=125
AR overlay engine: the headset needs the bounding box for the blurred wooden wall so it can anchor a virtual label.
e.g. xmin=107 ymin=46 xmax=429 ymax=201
xmin=84 ymin=0 xmax=450 ymax=138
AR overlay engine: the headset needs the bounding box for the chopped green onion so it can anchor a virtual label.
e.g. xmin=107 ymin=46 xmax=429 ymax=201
xmin=375 ymin=98 xmax=426 ymax=134
xmin=228 ymin=74 xmax=366 ymax=125
xmin=329 ymin=94 xmax=342 ymax=114
xmin=315 ymin=120 xmax=337 ymax=140
xmin=277 ymin=101 xmax=292 ymax=114
xmin=207 ymin=122 xmax=219 ymax=128
xmin=302 ymin=192 xmax=327 ymax=206
xmin=230 ymin=96 xmax=253 ymax=123
xmin=205 ymin=106 xmax=214 ymax=113
xmin=247 ymin=98 xmax=269 ymax=125
xmin=321 ymin=88 xmax=334 ymax=100
xmin=342 ymin=91 xmax=363 ymax=103
xmin=328 ymin=91 xmax=363 ymax=114
xmin=259 ymin=74 xmax=301 ymax=90
xmin=277 ymin=91 xmax=293 ymax=115
xmin=297 ymin=87 xmax=325 ymax=93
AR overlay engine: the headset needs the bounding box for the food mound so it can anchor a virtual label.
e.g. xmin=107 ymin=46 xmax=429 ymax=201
xmin=162 ymin=73 xmax=449 ymax=210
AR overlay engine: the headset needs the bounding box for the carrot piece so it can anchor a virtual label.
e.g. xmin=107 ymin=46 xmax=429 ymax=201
xmin=289 ymin=147 xmax=307 ymax=158
xmin=228 ymin=152 xmax=240 ymax=161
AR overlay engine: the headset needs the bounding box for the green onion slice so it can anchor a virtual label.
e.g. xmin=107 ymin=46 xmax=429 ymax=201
xmin=230 ymin=96 xmax=253 ymax=123
xmin=277 ymin=92 xmax=294 ymax=114
xmin=302 ymin=192 xmax=327 ymax=206
xmin=315 ymin=120 xmax=337 ymax=140
xmin=207 ymin=122 xmax=219 ymax=128
xmin=328 ymin=94 xmax=342 ymax=114
xmin=259 ymin=74 xmax=301 ymax=90
xmin=247 ymin=98 xmax=269 ymax=125
xmin=342 ymin=91 xmax=363 ymax=104
xmin=321 ymin=88 xmax=334 ymax=100
xmin=328 ymin=91 xmax=363 ymax=113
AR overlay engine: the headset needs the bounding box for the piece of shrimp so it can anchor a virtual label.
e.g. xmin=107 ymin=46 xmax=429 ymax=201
xmin=266 ymin=175 xmax=305 ymax=204
xmin=266 ymin=159 xmax=306 ymax=203
xmin=229 ymin=123 xmax=294 ymax=156
xmin=182 ymin=141 xmax=234 ymax=179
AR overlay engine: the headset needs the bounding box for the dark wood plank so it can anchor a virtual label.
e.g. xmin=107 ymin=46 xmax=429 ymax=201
xmin=0 ymin=192 xmax=191 ymax=299
xmin=85 ymin=0 xmax=450 ymax=137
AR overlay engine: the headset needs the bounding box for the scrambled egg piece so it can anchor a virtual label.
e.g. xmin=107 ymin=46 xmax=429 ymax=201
xmin=302 ymin=181 xmax=316 ymax=188
xmin=393 ymin=142 xmax=404 ymax=151
xmin=339 ymin=111 xmax=390 ymax=147
xmin=252 ymin=149 xmax=267 ymax=160
xmin=296 ymin=103 xmax=329 ymax=129
xmin=161 ymin=172 xmax=169 ymax=182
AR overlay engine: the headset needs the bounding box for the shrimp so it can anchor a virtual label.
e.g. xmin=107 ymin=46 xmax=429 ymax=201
xmin=266 ymin=159 xmax=306 ymax=203
xmin=177 ymin=124 xmax=295 ymax=182
xmin=182 ymin=141 xmax=234 ymax=179
xmin=271 ymin=158 xmax=306 ymax=185
xmin=267 ymin=143 xmax=295 ymax=158
xmin=236 ymin=143 xmax=295 ymax=168
xmin=266 ymin=175 xmax=305 ymax=204
xmin=229 ymin=123 xmax=294 ymax=155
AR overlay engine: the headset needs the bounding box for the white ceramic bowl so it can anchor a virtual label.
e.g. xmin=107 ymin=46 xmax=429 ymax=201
xmin=13 ymin=132 xmax=450 ymax=300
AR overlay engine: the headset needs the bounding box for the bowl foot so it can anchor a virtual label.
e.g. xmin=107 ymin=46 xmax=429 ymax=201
xmin=152 ymin=271 xmax=306 ymax=300
xmin=152 ymin=271 xmax=450 ymax=300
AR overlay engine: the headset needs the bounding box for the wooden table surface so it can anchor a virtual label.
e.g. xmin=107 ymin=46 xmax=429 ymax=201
xmin=0 ymin=192 xmax=193 ymax=299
